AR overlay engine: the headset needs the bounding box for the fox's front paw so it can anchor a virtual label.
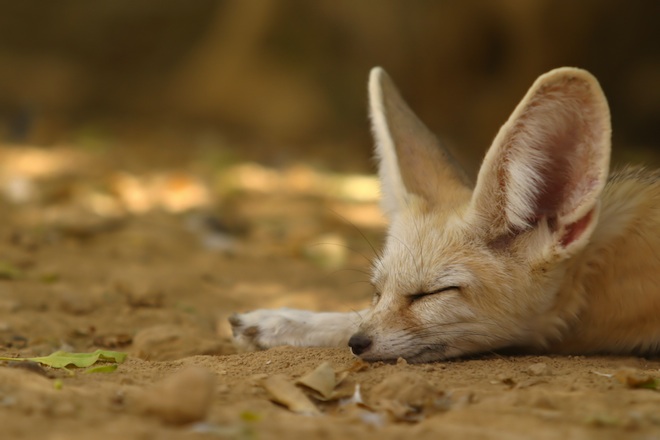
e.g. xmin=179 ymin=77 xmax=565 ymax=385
xmin=229 ymin=308 xmax=362 ymax=351
xmin=228 ymin=308 xmax=296 ymax=352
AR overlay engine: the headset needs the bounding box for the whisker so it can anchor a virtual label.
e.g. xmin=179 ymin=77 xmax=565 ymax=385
xmin=325 ymin=207 xmax=380 ymax=259
xmin=413 ymin=210 xmax=426 ymax=280
xmin=327 ymin=267 xmax=373 ymax=277
xmin=348 ymin=308 xmax=367 ymax=323
xmin=385 ymin=234 xmax=417 ymax=268
xmin=307 ymin=241 xmax=373 ymax=265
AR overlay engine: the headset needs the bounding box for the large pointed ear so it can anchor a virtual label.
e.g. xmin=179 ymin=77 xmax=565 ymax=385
xmin=369 ymin=67 xmax=470 ymax=217
xmin=470 ymin=67 xmax=611 ymax=256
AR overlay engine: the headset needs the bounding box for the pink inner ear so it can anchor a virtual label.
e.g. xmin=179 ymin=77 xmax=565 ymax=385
xmin=531 ymin=121 xmax=590 ymax=218
xmin=560 ymin=208 xmax=595 ymax=247
xmin=521 ymin=94 xmax=602 ymax=224
xmin=472 ymin=69 xmax=610 ymax=245
xmin=533 ymin=140 xmax=572 ymax=217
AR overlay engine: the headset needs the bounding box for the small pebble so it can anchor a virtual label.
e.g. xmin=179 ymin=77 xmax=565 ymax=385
xmin=528 ymin=362 xmax=551 ymax=376
xmin=138 ymin=366 xmax=215 ymax=425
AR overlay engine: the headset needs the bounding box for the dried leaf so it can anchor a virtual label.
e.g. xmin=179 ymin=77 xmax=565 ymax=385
xmin=369 ymin=372 xmax=449 ymax=421
xmin=345 ymin=359 xmax=369 ymax=373
xmin=0 ymin=349 xmax=127 ymax=370
xmin=336 ymin=370 xmax=350 ymax=384
xmin=262 ymin=375 xmax=320 ymax=415
xmin=84 ymin=364 xmax=119 ymax=374
xmin=615 ymin=369 xmax=659 ymax=390
xmin=296 ymin=362 xmax=336 ymax=399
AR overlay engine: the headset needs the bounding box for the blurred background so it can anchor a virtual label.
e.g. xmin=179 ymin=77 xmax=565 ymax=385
xmin=0 ymin=0 xmax=659 ymax=363
xmin=0 ymin=0 xmax=658 ymax=174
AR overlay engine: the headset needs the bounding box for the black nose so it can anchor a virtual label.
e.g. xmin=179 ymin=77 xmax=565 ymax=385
xmin=348 ymin=332 xmax=372 ymax=355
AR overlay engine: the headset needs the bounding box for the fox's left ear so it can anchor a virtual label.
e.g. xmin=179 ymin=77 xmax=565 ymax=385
xmin=470 ymin=67 xmax=611 ymax=256
xmin=369 ymin=67 xmax=471 ymax=218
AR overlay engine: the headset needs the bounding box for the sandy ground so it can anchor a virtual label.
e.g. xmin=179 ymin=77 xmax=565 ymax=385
xmin=0 ymin=145 xmax=659 ymax=440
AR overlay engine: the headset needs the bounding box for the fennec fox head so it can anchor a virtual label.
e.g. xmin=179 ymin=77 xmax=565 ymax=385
xmin=349 ymin=67 xmax=611 ymax=362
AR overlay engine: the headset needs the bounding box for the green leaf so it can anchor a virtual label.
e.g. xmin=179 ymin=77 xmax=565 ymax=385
xmin=638 ymin=378 xmax=660 ymax=390
xmin=84 ymin=364 xmax=118 ymax=374
xmin=0 ymin=261 xmax=23 ymax=280
xmin=0 ymin=349 xmax=127 ymax=370
xmin=240 ymin=411 xmax=261 ymax=422
xmin=39 ymin=272 xmax=61 ymax=284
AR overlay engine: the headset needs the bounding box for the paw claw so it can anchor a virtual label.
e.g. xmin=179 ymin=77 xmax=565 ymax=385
xmin=243 ymin=326 xmax=259 ymax=337
xmin=228 ymin=313 xmax=242 ymax=328
xmin=228 ymin=311 xmax=266 ymax=351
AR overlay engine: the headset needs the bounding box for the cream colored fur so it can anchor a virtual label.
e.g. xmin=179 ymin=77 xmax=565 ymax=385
xmin=230 ymin=67 xmax=660 ymax=362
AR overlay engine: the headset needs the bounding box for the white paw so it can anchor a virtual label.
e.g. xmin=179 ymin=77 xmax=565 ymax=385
xmin=228 ymin=308 xmax=302 ymax=352
xmin=229 ymin=308 xmax=364 ymax=351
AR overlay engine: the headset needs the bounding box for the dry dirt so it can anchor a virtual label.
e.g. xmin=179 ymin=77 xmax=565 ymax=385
xmin=0 ymin=145 xmax=659 ymax=440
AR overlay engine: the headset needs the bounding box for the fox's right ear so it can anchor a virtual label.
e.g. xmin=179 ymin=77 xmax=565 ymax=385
xmin=470 ymin=67 xmax=611 ymax=257
xmin=369 ymin=67 xmax=470 ymax=217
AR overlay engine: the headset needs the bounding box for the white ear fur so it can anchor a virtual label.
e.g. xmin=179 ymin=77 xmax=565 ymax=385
xmin=369 ymin=68 xmax=407 ymax=215
xmin=369 ymin=67 xmax=470 ymax=217
xmin=471 ymin=67 xmax=611 ymax=253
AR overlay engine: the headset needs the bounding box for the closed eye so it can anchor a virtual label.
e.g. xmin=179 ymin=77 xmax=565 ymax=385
xmin=408 ymin=286 xmax=459 ymax=302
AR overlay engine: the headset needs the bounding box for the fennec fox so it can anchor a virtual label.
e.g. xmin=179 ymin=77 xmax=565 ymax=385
xmin=230 ymin=67 xmax=660 ymax=362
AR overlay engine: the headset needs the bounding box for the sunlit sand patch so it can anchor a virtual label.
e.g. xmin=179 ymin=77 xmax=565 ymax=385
xmin=111 ymin=171 xmax=211 ymax=214
xmin=0 ymin=145 xmax=89 ymax=178
xmin=217 ymin=162 xmax=380 ymax=202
